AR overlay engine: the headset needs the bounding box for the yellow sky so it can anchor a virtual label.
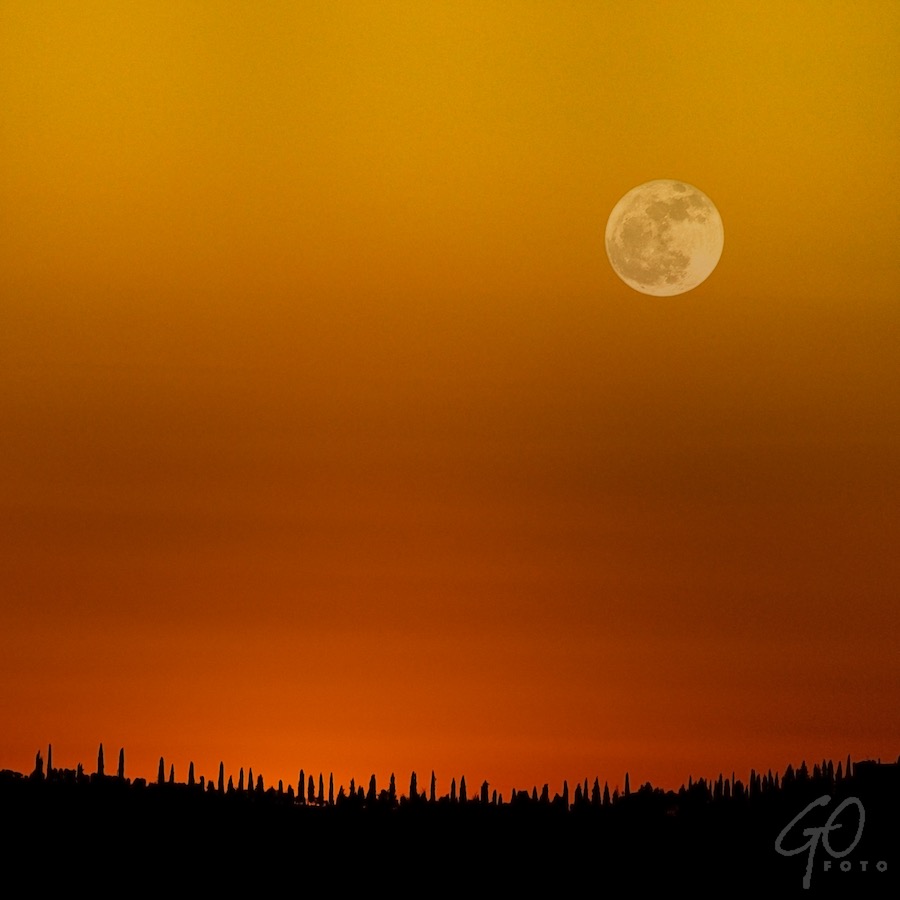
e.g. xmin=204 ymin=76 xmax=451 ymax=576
xmin=2 ymin=1 xmax=898 ymax=793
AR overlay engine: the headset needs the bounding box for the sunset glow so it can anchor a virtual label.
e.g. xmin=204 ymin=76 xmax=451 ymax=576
xmin=2 ymin=1 xmax=898 ymax=798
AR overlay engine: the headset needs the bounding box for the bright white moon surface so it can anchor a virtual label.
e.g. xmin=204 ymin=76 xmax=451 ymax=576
xmin=605 ymin=180 xmax=724 ymax=296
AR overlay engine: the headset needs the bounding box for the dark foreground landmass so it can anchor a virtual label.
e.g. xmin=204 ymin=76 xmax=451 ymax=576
xmin=2 ymin=752 xmax=898 ymax=894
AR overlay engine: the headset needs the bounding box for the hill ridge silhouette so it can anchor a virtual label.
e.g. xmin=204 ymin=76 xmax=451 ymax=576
xmin=4 ymin=743 xmax=898 ymax=893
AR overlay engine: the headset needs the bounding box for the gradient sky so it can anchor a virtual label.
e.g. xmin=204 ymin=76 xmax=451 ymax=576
xmin=2 ymin=1 xmax=898 ymax=796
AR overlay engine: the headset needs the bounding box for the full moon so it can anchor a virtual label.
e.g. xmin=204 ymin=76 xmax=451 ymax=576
xmin=605 ymin=180 xmax=724 ymax=296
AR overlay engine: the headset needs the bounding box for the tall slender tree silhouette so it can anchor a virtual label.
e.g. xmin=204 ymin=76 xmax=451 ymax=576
xmin=117 ymin=748 xmax=125 ymax=780
xmin=97 ymin=744 xmax=104 ymax=777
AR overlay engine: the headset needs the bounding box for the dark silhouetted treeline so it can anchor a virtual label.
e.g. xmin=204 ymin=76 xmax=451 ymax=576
xmin=2 ymin=745 xmax=898 ymax=894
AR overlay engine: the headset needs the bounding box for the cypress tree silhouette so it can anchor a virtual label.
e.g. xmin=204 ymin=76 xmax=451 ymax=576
xmin=539 ymin=784 xmax=549 ymax=805
xmin=317 ymin=773 xmax=324 ymax=805
xmin=562 ymin=780 xmax=569 ymax=808
xmin=97 ymin=744 xmax=104 ymax=777
xmin=47 ymin=744 xmax=53 ymax=779
xmin=298 ymin=769 xmax=306 ymax=804
xmin=329 ymin=773 xmax=334 ymax=806
xmin=168 ymin=764 xmax=175 ymax=785
xmin=409 ymin=771 xmax=418 ymax=802
xmin=117 ymin=748 xmax=125 ymax=780
xmin=603 ymin=781 xmax=611 ymax=806
xmin=389 ymin=773 xmax=397 ymax=805
xmin=158 ymin=757 xmax=165 ymax=786
xmin=430 ymin=771 xmax=436 ymax=803
xmin=531 ymin=787 xmax=538 ymax=803
xmin=188 ymin=762 xmax=195 ymax=787
xmin=591 ymin=778 xmax=601 ymax=807
xmin=459 ymin=776 xmax=467 ymax=804
xmin=32 ymin=750 xmax=44 ymax=781
xmin=248 ymin=768 xmax=254 ymax=794
xmin=481 ymin=780 xmax=489 ymax=804
xmin=238 ymin=768 xmax=245 ymax=792
xmin=256 ymin=774 xmax=264 ymax=793
xmin=450 ymin=777 xmax=457 ymax=803
xmin=227 ymin=776 xmax=235 ymax=793
xmin=624 ymin=772 xmax=630 ymax=797
xmin=308 ymin=774 xmax=316 ymax=804
xmin=367 ymin=775 xmax=376 ymax=805
xmin=218 ymin=762 xmax=225 ymax=794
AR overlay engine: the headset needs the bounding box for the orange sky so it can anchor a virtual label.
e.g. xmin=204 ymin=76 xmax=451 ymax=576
xmin=2 ymin=1 xmax=898 ymax=796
